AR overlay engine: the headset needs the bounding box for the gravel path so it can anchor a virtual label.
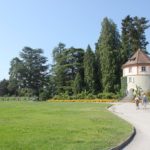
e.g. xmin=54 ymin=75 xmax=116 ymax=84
xmin=109 ymin=102 xmax=150 ymax=150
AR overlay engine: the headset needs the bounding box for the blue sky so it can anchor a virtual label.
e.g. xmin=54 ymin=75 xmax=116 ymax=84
xmin=0 ymin=0 xmax=150 ymax=80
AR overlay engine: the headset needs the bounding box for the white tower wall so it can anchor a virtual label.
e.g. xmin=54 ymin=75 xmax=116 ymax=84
xmin=123 ymin=65 xmax=150 ymax=93
xmin=127 ymin=75 xmax=150 ymax=92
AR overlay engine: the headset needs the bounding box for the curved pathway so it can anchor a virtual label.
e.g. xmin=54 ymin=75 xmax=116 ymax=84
xmin=109 ymin=102 xmax=150 ymax=150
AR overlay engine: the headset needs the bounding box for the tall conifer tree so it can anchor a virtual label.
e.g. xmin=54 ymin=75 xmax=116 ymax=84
xmin=97 ymin=18 xmax=121 ymax=92
xmin=52 ymin=43 xmax=84 ymax=95
xmin=84 ymin=45 xmax=96 ymax=93
xmin=73 ymin=72 xmax=83 ymax=94
xmin=121 ymin=15 xmax=150 ymax=64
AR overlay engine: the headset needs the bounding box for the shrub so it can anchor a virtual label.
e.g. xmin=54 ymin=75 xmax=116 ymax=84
xmin=18 ymin=88 xmax=35 ymax=97
xmin=53 ymin=92 xmax=71 ymax=100
xmin=39 ymin=90 xmax=51 ymax=101
xmin=85 ymin=93 xmax=96 ymax=99
xmin=39 ymin=92 xmax=48 ymax=101
xmin=52 ymin=92 xmax=118 ymax=100
xmin=97 ymin=92 xmax=117 ymax=99
xmin=0 ymin=97 xmax=33 ymax=101
xmin=75 ymin=91 xmax=89 ymax=99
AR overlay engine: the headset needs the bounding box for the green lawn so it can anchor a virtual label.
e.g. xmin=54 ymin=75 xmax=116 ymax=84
xmin=0 ymin=101 xmax=132 ymax=150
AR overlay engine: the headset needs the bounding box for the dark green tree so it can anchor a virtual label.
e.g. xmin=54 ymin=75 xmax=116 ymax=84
xmin=20 ymin=47 xmax=48 ymax=97
xmin=8 ymin=79 xmax=18 ymax=96
xmin=64 ymin=47 xmax=84 ymax=94
xmin=9 ymin=47 xmax=49 ymax=98
xmin=0 ymin=79 xmax=9 ymax=96
xmin=121 ymin=15 xmax=150 ymax=64
xmin=97 ymin=17 xmax=121 ymax=92
xmin=52 ymin=43 xmax=67 ymax=94
xmin=95 ymin=43 xmax=102 ymax=92
xmin=73 ymin=72 xmax=83 ymax=94
xmin=47 ymin=74 xmax=57 ymax=98
xmin=9 ymin=57 xmax=25 ymax=95
xmin=84 ymin=45 xmax=96 ymax=93
xmin=52 ymin=43 xmax=84 ymax=95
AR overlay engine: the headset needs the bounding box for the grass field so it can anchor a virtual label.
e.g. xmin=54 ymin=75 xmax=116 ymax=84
xmin=0 ymin=101 xmax=132 ymax=150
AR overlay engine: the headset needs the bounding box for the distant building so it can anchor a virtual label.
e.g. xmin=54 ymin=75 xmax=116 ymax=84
xmin=122 ymin=49 xmax=150 ymax=95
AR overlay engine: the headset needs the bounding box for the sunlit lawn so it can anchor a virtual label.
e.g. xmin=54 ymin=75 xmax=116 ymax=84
xmin=0 ymin=101 xmax=132 ymax=150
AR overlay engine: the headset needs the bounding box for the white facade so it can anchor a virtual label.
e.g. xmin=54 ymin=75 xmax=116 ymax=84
xmin=123 ymin=65 xmax=150 ymax=92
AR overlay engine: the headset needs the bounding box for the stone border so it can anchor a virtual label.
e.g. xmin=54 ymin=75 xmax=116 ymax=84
xmin=110 ymin=127 xmax=136 ymax=150
xmin=107 ymin=104 xmax=136 ymax=150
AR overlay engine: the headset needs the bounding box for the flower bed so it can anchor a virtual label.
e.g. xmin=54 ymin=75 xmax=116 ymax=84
xmin=48 ymin=99 xmax=117 ymax=103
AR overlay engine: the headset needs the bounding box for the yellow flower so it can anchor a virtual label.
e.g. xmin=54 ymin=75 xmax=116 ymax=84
xmin=48 ymin=99 xmax=117 ymax=103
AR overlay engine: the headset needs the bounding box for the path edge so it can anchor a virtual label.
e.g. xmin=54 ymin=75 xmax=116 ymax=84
xmin=110 ymin=127 xmax=136 ymax=150
xmin=107 ymin=104 xmax=136 ymax=150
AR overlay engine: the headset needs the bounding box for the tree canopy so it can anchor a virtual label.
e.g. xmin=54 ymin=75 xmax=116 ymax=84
xmin=96 ymin=17 xmax=121 ymax=92
xmin=121 ymin=15 xmax=150 ymax=64
xmin=9 ymin=47 xmax=48 ymax=98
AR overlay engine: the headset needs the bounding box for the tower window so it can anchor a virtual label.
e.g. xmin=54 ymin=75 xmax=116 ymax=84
xmin=129 ymin=77 xmax=132 ymax=82
xmin=132 ymin=77 xmax=134 ymax=83
xmin=141 ymin=66 xmax=146 ymax=72
xmin=129 ymin=67 xmax=132 ymax=73
xmin=128 ymin=77 xmax=134 ymax=83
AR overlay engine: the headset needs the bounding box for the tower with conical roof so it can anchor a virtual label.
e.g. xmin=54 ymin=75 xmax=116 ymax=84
xmin=122 ymin=49 xmax=150 ymax=95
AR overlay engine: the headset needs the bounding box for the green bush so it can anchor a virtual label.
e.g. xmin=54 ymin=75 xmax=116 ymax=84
xmin=0 ymin=97 xmax=33 ymax=101
xmin=53 ymin=92 xmax=71 ymax=100
xmin=85 ymin=93 xmax=96 ymax=99
xmin=75 ymin=91 xmax=89 ymax=99
xmin=52 ymin=92 xmax=118 ymax=100
xmin=97 ymin=92 xmax=117 ymax=99
xmin=18 ymin=88 xmax=35 ymax=97
xmin=39 ymin=90 xmax=50 ymax=101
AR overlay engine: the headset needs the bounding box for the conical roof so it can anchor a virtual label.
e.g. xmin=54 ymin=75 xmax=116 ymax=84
xmin=122 ymin=49 xmax=150 ymax=68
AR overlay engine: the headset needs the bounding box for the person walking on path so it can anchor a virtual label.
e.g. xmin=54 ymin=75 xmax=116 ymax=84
xmin=142 ymin=93 xmax=148 ymax=109
xmin=135 ymin=96 xmax=140 ymax=109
